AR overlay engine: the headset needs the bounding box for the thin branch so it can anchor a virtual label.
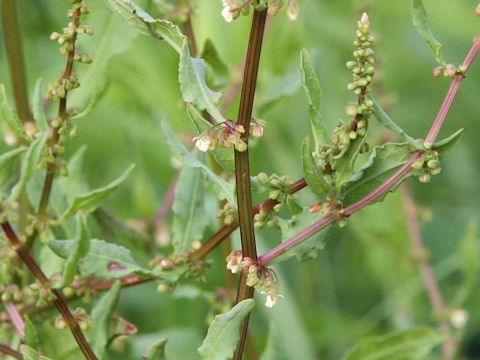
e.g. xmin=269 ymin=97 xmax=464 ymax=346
xmin=232 ymin=8 xmax=268 ymax=360
xmin=402 ymin=185 xmax=455 ymax=359
xmin=37 ymin=7 xmax=82 ymax=220
xmin=0 ymin=343 xmax=22 ymax=359
xmin=3 ymin=301 xmax=25 ymax=337
xmin=258 ymin=34 xmax=480 ymax=266
xmin=1 ymin=221 xmax=99 ymax=360
xmin=1 ymin=0 xmax=31 ymax=124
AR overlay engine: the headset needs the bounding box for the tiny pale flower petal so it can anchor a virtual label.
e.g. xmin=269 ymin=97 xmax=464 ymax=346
xmin=194 ymin=136 xmax=211 ymax=152
xmin=287 ymin=1 xmax=299 ymax=21
xmin=265 ymin=295 xmax=276 ymax=308
xmin=222 ymin=6 xmax=234 ymax=22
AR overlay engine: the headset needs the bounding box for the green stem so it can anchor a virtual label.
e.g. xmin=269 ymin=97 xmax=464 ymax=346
xmin=1 ymin=0 xmax=31 ymax=124
xmin=0 ymin=343 xmax=22 ymax=359
xmin=233 ymin=8 xmax=268 ymax=360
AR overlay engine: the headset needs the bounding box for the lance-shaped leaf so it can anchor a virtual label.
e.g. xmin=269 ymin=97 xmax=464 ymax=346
xmin=24 ymin=316 xmax=40 ymax=349
xmin=187 ymin=105 xmax=234 ymax=172
xmin=371 ymin=97 xmax=421 ymax=149
xmin=32 ymin=79 xmax=48 ymax=131
xmin=341 ymin=326 xmax=445 ymax=360
xmin=198 ymin=299 xmax=255 ymax=360
xmin=104 ymin=0 xmax=224 ymax=122
xmin=342 ymin=143 xmax=414 ymax=205
xmin=179 ymin=43 xmax=224 ymax=122
xmin=432 ymin=128 xmax=464 ymax=152
xmin=161 ymin=119 xmax=234 ymax=203
xmin=49 ymin=238 xmax=150 ymax=279
xmin=91 ymin=281 xmax=121 ymax=359
xmin=277 ymin=209 xmax=335 ymax=263
xmin=59 ymin=164 xmax=135 ymax=220
xmin=411 ymin=0 xmax=445 ymax=64
xmin=0 ymin=84 xmax=30 ymax=143
xmin=144 ymin=338 xmax=168 ymax=360
xmin=300 ymin=49 xmax=327 ymax=147
xmin=59 ymin=214 xmax=91 ymax=287
xmin=302 ymin=137 xmax=330 ymax=195
xmin=172 ymin=162 xmax=209 ymax=252
xmin=9 ymin=133 xmax=48 ymax=201
xmin=19 ymin=345 xmax=52 ymax=360
xmin=69 ymin=84 xmax=107 ymax=121
xmin=260 ymin=323 xmax=289 ymax=360
xmin=0 ymin=147 xmax=25 ymax=188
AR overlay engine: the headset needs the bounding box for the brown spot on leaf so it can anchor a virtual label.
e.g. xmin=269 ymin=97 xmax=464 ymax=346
xmin=107 ymin=261 xmax=127 ymax=271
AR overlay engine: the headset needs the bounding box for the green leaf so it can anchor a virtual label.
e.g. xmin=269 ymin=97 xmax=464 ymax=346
xmin=32 ymin=79 xmax=48 ymax=131
xmin=198 ymin=299 xmax=255 ymax=360
xmin=60 ymin=145 xmax=90 ymax=204
xmin=0 ymin=84 xmax=30 ymax=143
xmin=186 ymin=105 xmax=234 ymax=172
xmin=91 ymin=281 xmax=121 ymax=359
xmin=333 ymin=135 xmax=367 ymax=190
xmin=105 ymin=0 xmax=224 ymax=122
xmin=202 ymin=39 xmax=230 ymax=89
xmin=277 ymin=209 xmax=335 ymax=263
xmin=24 ymin=316 xmax=40 ymax=348
xmin=144 ymin=338 xmax=168 ymax=360
xmin=49 ymin=238 xmax=150 ymax=279
xmin=72 ymin=13 xmax=138 ymax=107
xmin=0 ymin=147 xmax=26 ymax=188
xmin=160 ymin=119 xmax=234 ymax=203
xmin=302 ymin=137 xmax=330 ymax=195
xmin=9 ymin=133 xmax=48 ymax=201
xmin=70 ymin=84 xmax=107 ymax=120
xmin=19 ymin=345 xmax=52 ymax=360
xmin=342 ymin=143 xmax=414 ymax=205
xmin=260 ymin=323 xmax=289 ymax=360
xmin=179 ymin=42 xmax=224 ymax=122
xmin=371 ymin=98 xmax=420 ymax=149
xmin=411 ymin=0 xmax=445 ymax=64
xmin=59 ymin=214 xmax=91 ymax=287
xmin=59 ymin=164 xmax=135 ymax=220
xmin=432 ymin=128 xmax=464 ymax=152
xmin=172 ymin=162 xmax=209 ymax=252
xmin=300 ymin=49 xmax=327 ymax=146
xmin=341 ymin=326 xmax=445 ymax=360
xmin=104 ymin=0 xmax=184 ymax=52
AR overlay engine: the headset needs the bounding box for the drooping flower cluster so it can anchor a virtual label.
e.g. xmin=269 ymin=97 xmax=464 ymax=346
xmin=226 ymin=251 xmax=282 ymax=307
xmin=217 ymin=202 xmax=237 ymax=225
xmin=221 ymin=0 xmax=299 ymax=23
xmin=193 ymin=120 xmax=264 ymax=153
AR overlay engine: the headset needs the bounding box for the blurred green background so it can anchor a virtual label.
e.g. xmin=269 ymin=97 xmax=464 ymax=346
xmin=1 ymin=0 xmax=479 ymax=359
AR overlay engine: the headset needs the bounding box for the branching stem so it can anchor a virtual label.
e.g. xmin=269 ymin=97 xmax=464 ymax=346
xmin=0 ymin=221 xmax=99 ymax=360
xmin=258 ymin=35 xmax=480 ymax=266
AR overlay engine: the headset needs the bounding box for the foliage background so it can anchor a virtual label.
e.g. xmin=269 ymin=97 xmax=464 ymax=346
xmin=0 ymin=0 xmax=479 ymax=358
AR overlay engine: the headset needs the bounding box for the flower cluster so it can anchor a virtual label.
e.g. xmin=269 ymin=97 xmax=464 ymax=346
xmin=253 ymin=173 xmax=301 ymax=228
xmin=46 ymin=0 xmax=93 ymax=101
xmin=217 ymin=202 xmax=237 ymax=225
xmin=221 ymin=0 xmax=299 ymax=23
xmin=226 ymin=251 xmax=282 ymax=307
xmin=193 ymin=120 xmax=263 ymax=153
xmin=411 ymin=150 xmax=442 ymax=183
xmin=311 ymin=13 xmax=375 ymax=181
xmin=55 ymin=307 xmax=91 ymax=330
xmin=432 ymin=64 xmax=467 ymax=78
